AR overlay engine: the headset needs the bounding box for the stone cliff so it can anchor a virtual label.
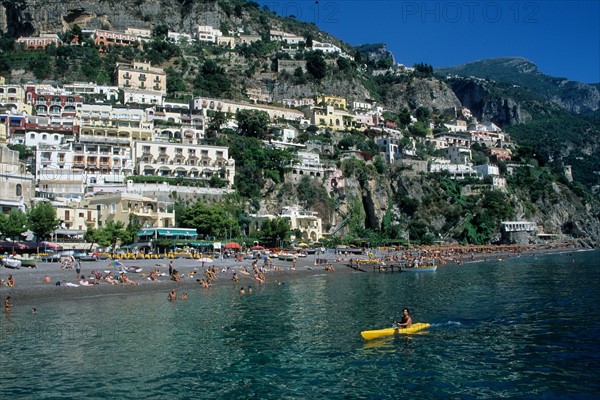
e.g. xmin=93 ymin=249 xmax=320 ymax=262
xmin=383 ymin=77 xmax=462 ymax=113
xmin=1 ymin=0 xmax=231 ymax=36
xmin=447 ymin=78 xmax=532 ymax=125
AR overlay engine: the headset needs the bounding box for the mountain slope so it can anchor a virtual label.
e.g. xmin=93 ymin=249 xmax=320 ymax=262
xmin=437 ymin=57 xmax=600 ymax=114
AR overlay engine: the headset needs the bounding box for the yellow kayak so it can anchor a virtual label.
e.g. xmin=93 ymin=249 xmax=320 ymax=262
xmin=360 ymin=323 xmax=431 ymax=340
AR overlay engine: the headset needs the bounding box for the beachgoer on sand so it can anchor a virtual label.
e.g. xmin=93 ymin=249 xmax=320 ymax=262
xmin=75 ymin=261 xmax=81 ymax=279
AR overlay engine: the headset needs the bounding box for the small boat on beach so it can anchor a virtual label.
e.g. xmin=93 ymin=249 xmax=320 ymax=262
xmin=361 ymin=323 xmax=431 ymax=340
xmin=1 ymin=255 xmax=22 ymax=269
xmin=278 ymin=253 xmax=295 ymax=261
xmin=15 ymin=254 xmax=37 ymax=268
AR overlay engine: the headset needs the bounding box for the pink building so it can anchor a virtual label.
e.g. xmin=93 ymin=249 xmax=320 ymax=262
xmin=93 ymin=30 xmax=139 ymax=48
xmin=16 ymin=34 xmax=62 ymax=50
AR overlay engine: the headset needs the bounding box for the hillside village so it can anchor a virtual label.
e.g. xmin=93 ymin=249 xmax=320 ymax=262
xmin=0 ymin=22 xmax=585 ymax=250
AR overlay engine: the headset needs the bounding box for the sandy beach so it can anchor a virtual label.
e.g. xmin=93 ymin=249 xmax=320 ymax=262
xmin=0 ymin=253 xmax=353 ymax=306
xmin=0 ymin=243 xmax=586 ymax=307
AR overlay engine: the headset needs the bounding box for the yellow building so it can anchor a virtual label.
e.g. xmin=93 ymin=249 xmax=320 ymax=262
xmin=116 ymin=62 xmax=166 ymax=96
xmin=83 ymin=193 xmax=175 ymax=229
xmin=303 ymin=105 xmax=356 ymax=131
xmin=55 ymin=203 xmax=99 ymax=232
xmin=79 ymin=104 xmax=153 ymax=142
xmin=316 ymin=95 xmax=347 ymax=110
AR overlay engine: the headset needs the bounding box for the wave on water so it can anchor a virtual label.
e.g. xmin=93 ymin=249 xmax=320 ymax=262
xmin=430 ymin=321 xmax=462 ymax=328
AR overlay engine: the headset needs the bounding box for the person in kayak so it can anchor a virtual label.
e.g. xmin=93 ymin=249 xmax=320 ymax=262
xmin=395 ymin=308 xmax=412 ymax=328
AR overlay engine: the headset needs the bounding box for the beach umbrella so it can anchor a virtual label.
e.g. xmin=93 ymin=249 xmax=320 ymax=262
xmin=224 ymin=242 xmax=242 ymax=250
xmin=198 ymin=257 xmax=213 ymax=268
xmin=298 ymin=243 xmax=309 ymax=248
xmin=250 ymin=245 xmax=264 ymax=250
xmin=108 ymin=260 xmax=124 ymax=268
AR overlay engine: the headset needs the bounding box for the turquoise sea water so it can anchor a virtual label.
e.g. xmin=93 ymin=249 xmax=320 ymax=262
xmin=1 ymin=250 xmax=599 ymax=398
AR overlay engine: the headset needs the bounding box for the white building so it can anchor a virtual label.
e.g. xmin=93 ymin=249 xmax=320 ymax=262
xmin=443 ymin=120 xmax=468 ymax=132
xmin=168 ymin=32 xmax=193 ymax=44
xmin=474 ymin=164 xmax=500 ymax=177
xmin=8 ymin=115 xmax=78 ymax=147
xmin=431 ymin=132 xmax=471 ymax=150
xmin=133 ymin=141 xmax=236 ymax=187
xmin=0 ymin=145 xmax=34 ymax=212
xmin=286 ymin=151 xmax=332 ymax=184
xmin=429 ymin=158 xmax=478 ymax=179
xmin=196 ymin=25 xmax=222 ymax=43
xmin=62 ymin=82 xmax=119 ymax=102
xmin=192 ymin=97 xmax=306 ymax=123
xmin=123 ymin=88 xmax=163 ymax=106
xmin=269 ymin=30 xmax=304 ymax=45
xmin=312 ymin=41 xmax=342 ymax=54
xmin=251 ymin=205 xmax=323 ymax=242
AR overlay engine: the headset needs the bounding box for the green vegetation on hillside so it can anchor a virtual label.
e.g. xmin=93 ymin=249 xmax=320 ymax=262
xmin=506 ymin=111 xmax=600 ymax=187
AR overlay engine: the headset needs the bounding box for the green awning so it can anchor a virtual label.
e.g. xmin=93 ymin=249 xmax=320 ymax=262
xmin=138 ymin=228 xmax=197 ymax=237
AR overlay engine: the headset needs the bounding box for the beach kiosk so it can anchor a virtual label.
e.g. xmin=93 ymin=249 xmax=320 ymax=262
xmin=137 ymin=228 xmax=198 ymax=253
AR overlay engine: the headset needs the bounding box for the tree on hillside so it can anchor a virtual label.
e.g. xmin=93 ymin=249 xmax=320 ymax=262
xmin=336 ymin=56 xmax=352 ymax=72
xmin=194 ymin=59 xmax=231 ymax=97
xmin=305 ymin=51 xmax=327 ymax=80
xmin=236 ymin=109 xmax=270 ymax=139
xmin=27 ymin=202 xmax=59 ymax=241
xmin=208 ymin=111 xmax=229 ymax=134
xmin=398 ymin=107 xmax=412 ymax=128
xmin=152 ymin=24 xmax=169 ymax=38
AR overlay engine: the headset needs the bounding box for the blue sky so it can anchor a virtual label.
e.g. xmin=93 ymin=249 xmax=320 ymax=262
xmin=256 ymin=0 xmax=600 ymax=83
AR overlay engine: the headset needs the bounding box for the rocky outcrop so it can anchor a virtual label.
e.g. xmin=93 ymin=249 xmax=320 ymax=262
xmin=271 ymin=76 xmax=372 ymax=105
xmin=480 ymin=97 xmax=531 ymax=126
xmin=448 ymin=78 xmax=531 ymax=125
xmin=384 ymin=78 xmax=462 ymax=113
xmin=439 ymin=57 xmax=600 ymax=114
xmin=549 ymin=81 xmax=600 ymax=114
xmin=1 ymin=0 xmax=234 ymax=36
xmin=355 ymin=43 xmax=395 ymax=64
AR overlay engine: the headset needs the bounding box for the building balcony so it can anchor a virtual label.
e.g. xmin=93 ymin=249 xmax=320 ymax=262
xmin=153 ymin=85 xmax=162 ymax=91
xmin=139 ymin=75 xmax=146 ymax=81
xmin=84 ymin=219 xmax=96 ymax=225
